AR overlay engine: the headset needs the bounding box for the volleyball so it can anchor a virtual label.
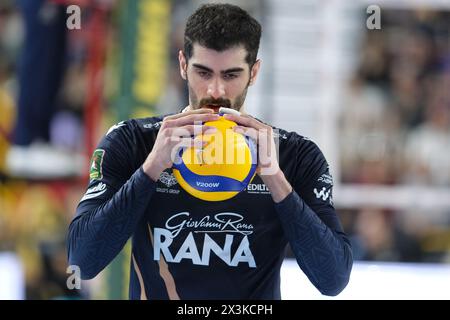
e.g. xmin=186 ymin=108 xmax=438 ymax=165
xmin=172 ymin=116 xmax=257 ymax=201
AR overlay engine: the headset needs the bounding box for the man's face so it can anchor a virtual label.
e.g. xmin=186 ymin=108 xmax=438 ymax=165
xmin=179 ymin=43 xmax=260 ymax=112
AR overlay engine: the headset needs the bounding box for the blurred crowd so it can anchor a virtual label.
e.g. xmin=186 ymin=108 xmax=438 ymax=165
xmin=0 ymin=2 xmax=449 ymax=299
xmin=340 ymin=9 xmax=450 ymax=186
xmin=339 ymin=9 xmax=450 ymax=264
xmin=0 ymin=0 xmax=112 ymax=299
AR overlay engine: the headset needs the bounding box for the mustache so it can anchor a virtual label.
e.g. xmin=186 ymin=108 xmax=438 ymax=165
xmin=199 ymin=98 xmax=231 ymax=108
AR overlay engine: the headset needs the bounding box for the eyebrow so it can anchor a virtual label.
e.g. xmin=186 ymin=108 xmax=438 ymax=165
xmin=192 ymin=63 xmax=245 ymax=74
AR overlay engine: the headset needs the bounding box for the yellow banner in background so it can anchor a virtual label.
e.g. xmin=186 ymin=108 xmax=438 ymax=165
xmin=106 ymin=0 xmax=171 ymax=299
xmin=117 ymin=0 xmax=170 ymax=121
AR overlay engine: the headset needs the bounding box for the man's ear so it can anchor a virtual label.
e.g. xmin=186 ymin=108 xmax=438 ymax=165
xmin=179 ymin=50 xmax=187 ymax=80
xmin=249 ymin=59 xmax=261 ymax=86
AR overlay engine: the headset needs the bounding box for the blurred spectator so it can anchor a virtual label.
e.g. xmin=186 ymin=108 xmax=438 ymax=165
xmin=404 ymin=67 xmax=450 ymax=186
xmin=351 ymin=207 xmax=423 ymax=262
xmin=6 ymin=0 xmax=84 ymax=179
xmin=341 ymin=9 xmax=450 ymax=187
xmin=340 ymin=9 xmax=450 ymax=264
xmin=339 ymin=75 xmax=395 ymax=184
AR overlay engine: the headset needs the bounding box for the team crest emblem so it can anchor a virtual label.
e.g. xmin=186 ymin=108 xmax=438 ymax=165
xmin=89 ymin=149 xmax=105 ymax=180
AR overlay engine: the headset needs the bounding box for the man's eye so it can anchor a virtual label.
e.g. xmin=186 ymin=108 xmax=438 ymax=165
xmin=223 ymin=73 xmax=238 ymax=80
xmin=198 ymin=71 xmax=211 ymax=78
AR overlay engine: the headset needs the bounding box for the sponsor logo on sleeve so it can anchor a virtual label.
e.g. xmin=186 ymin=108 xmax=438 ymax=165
xmin=317 ymin=172 xmax=333 ymax=185
xmin=314 ymin=187 xmax=330 ymax=201
xmin=89 ymin=149 xmax=105 ymax=180
xmin=80 ymin=182 xmax=107 ymax=202
xmin=314 ymin=168 xmax=334 ymax=204
xmin=313 ymin=186 xmax=333 ymax=205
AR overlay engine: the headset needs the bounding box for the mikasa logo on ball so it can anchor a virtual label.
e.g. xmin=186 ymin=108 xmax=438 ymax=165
xmin=196 ymin=181 xmax=220 ymax=188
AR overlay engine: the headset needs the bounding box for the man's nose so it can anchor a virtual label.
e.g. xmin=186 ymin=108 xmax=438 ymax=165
xmin=207 ymin=78 xmax=225 ymax=99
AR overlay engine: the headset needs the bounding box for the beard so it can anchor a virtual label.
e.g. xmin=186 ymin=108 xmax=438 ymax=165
xmin=187 ymin=79 xmax=250 ymax=112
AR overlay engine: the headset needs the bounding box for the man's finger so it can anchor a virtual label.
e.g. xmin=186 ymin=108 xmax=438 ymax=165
xmin=172 ymin=125 xmax=217 ymax=137
xmin=164 ymin=108 xmax=214 ymax=121
xmin=223 ymin=113 xmax=266 ymax=130
xmin=233 ymin=126 xmax=259 ymax=141
xmin=170 ymin=113 xmax=220 ymax=127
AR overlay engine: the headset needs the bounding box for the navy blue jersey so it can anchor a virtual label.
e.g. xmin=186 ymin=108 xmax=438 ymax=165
xmin=67 ymin=115 xmax=353 ymax=299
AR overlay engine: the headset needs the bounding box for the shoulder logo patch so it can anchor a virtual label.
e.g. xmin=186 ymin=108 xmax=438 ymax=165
xmin=89 ymin=149 xmax=105 ymax=180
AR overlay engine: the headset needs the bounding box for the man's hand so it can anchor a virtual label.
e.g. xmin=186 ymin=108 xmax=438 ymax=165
xmin=223 ymin=113 xmax=292 ymax=202
xmin=143 ymin=108 xmax=219 ymax=181
xmin=222 ymin=113 xmax=279 ymax=176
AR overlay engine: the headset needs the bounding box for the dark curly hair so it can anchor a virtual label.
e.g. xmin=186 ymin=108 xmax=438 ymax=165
xmin=184 ymin=3 xmax=262 ymax=66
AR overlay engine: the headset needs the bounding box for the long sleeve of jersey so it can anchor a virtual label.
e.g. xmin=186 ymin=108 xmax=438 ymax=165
xmin=67 ymin=122 xmax=156 ymax=280
xmin=274 ymin=136 xmax=353 ymax=296
xmin=275 ymin=191 xmax=352 ymax=296
xmin=68 ymin=168 xmax=155 ymax=279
